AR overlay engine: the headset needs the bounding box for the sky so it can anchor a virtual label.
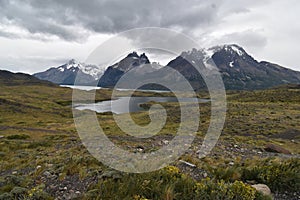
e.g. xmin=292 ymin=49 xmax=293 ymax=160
xmin=0 ymin=0 xmax=299 ymax=74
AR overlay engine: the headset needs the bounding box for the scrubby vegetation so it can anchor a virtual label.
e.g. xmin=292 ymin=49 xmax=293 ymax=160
xmin=0 ymin=84 xmax=299 ymax=199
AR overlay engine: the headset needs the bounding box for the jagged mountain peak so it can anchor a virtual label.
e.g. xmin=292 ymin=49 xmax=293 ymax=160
xmin=113 ymin=52 xmax=150 ymax=72
xmin=126 ymin=52 xmax=150 ymax=62
xmin=127 ymin=51 xmax=139 ymax=58
xmin=179 ymin=44 xmax=249 ymax=65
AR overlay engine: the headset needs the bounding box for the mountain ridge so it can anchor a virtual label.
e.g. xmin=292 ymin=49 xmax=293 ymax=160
xmin=32 ymin=44 xmax=300 ymax=90
xmin=34 ymin=59 xmax=104 ymax=86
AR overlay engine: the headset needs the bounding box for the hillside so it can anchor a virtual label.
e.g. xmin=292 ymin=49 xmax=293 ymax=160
xmin=0 ymin=70 xmax=56 ymax=86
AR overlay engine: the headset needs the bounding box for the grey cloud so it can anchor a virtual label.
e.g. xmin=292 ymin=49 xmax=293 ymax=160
xmin=215 ymin=29 xmax=268 ymax=49
xmin=0 ymin=0 xmax=259 ymax=41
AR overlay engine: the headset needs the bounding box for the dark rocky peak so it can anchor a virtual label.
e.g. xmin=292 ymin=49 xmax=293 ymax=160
xmin=127 ymin=51 xmax=139 ymax=58
xmin=116 ymin=52 xmax=150 ymax=72
xmin=140 ymin=53 xmax=150 ymax=64
xmin=67 ymin=59 xmax=77 ymax=65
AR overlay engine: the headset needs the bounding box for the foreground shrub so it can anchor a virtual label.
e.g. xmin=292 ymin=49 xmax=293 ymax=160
xmin=85 ymin=166 xmax=269 ymax=200
xmin=6 ymin=134 xmax=30 ymax=140
xmin=242 ymin=158 xmax=300 ymax=192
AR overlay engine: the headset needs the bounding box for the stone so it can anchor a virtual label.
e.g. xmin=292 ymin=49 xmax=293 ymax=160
xmin=179 ymin=160 xmax=196 ymax=168
xmin=251 ymin=184 xmax=271 ymax=196
xmin=264 ymin=143 xmax=291 ymax=154
xmin=36 ymin=165 xmax=42 ymax=170
xmin=162 ymin=140 xmax=169 ymax=145
xmin=45 ymin=163 xmax=54 ymax=167
xmin=229 ymin=162 xmax=234 ymax=166
xmin=0 ymin=135 xmax=4 ymax=139
xmin=43 ymin=171 xmax=51 ymax=177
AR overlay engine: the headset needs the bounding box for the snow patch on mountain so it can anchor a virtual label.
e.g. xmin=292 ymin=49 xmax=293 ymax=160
xmin=58 ymin=67 xmax=64 ymax=72
xmin=231 ymin=45 xmax=244 ymax=56
xmin=58 ymin=59 xmax=105 ymax=80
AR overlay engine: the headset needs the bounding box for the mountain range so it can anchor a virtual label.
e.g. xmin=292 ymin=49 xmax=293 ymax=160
xmin=33 ymin=44 xmax=300 ymax=90
xmin=34 ymin=59 xmax=104 ymax=86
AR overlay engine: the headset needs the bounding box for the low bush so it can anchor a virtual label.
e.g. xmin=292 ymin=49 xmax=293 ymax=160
xmin=84 ymin=166 xmax=270 ymax=200
xmin=241 ymin=158 xmax=300 ymax=192
xmin=7 ymin=134 xmax=30 ymax=140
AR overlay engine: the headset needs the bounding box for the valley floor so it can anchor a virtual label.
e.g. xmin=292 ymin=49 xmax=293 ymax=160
xmin=0 ymin=84 xmax=299 ymax=199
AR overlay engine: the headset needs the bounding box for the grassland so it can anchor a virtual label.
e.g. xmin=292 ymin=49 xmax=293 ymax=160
xmin=0 ymin=84 xmax=299 ymax=199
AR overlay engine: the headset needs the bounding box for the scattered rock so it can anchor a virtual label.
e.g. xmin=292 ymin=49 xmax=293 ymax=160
xmin=251 ymin=184 xmax=271 ymax=196
xmin=179 ymin=160 xmax=196 ymax=168
xmin=45 ymin=163 xmax=54 ymax=168
xmin=264 ymin=143 xmax=291 ymax=154
xmin=12 ymin=171 xmax=17 ymax=175
xmin=162 ymin=140 xmax=169 ymax=145
xmin=0 ymin=135 xmax=4 ymax=139
xmin=135 ymin=145 xmax=144 ymax=152
xmin=229 ymin=162 xmax=234 ymax=166
xmin=246 ymin=180 xmax=256 ymax=185
xmin=36 ymin=165 xmax=42 ymax=170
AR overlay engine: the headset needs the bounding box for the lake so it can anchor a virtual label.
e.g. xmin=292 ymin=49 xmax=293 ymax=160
xmin=65 ymin=85 xmax=208 ymax=114
xmin=74 ymin=96 xmax=208 ymax=114
xmin=60 ymin=84 xmax=169 ymax=93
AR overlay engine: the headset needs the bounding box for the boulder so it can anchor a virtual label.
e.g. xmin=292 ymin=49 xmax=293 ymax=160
xmin=264 ymin=143 xmax=291 ymax=154
xmin=251 ymin=184 xmax=271 ymax=196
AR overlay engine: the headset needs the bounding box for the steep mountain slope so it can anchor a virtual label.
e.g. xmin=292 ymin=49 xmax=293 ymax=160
xmin=34 ymin=59 xmax=104 ymax=85
xmin=163 ymin=44 xmax=300 ymax=90
xmin=211 ymin=45 xmax=300 ymax=90
xmin=98 ymin=52 xmax=153 ymax=87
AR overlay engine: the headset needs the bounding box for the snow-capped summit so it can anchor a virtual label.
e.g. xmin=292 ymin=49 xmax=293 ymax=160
xmin=163 ymin=44 xmax=300 ymax=90
xmin=34 ymin=59 xmax=105 ymax=85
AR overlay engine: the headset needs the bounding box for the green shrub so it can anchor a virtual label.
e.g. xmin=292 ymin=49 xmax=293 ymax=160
xmin=84 ymin=166 xmax=269 ymax=200
xmin=195 ymin=179 xmax=256 ymax=200
xmin=241 ymin=158 xmax=300 ymax=192
xmin=7 ymin=134 xmax=30 ymax=140
xmin=10 ymin=186 xmax=27 ymax=199
xmin=0 ymin=192 xmax=12 ymax=200
xmin=27 ymin=141 xmax=51 ymax=148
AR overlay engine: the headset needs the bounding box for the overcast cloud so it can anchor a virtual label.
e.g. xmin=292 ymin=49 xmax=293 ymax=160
xmin=0 ymin=0 xmax=299 ymax=73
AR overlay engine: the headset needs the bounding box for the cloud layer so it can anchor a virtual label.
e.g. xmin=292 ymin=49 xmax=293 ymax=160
xmin=0 ymin=0 xmax=263 ymax=41
xmin=0 ymin=0 xmax=300 ymax=72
